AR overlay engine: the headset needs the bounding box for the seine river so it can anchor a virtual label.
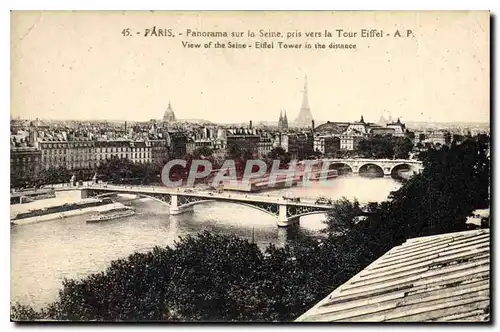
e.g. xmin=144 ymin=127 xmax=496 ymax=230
xmin=11 ymin=176 xmax=401 ymax=310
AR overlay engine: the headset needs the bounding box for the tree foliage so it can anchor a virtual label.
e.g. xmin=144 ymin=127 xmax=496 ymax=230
xmin=192 ymin=146 xmax=214 ymax=158
xmin=321 ymin=198 xmax=362 ymax=236
xmin=11 ymin=166 xmax=74 ymax=189
xmin=267 ymin=147 xmax=292 ymax=168
xmin=325 ymin=134 xmax=490 ymax=245
xmin=11 ymin=232 xmax=373 ymax=322
xmin=97 ymin=157 xmax=162 ymax=185
xmin=357 ymin=135 xmax=414 ymax=159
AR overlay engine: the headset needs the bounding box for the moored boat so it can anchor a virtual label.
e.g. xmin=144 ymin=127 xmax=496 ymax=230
xmin=86 ymin=206 xmax=135 ymax=223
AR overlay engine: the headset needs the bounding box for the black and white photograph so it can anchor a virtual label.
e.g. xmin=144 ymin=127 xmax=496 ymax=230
xmin=9 ymin=10 xmax=491 ymax=323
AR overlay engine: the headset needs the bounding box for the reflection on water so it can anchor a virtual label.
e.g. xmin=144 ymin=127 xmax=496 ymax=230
xmin=11 ymin=176 xmax=401 ymax=309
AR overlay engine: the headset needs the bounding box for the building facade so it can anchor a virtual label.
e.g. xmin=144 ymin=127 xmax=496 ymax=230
xmin=10 ymin=146 xmax=42 ymax=181
xmin=38 ymin=138 xmax=95 ymax=171
xmin=386 ymin=118 xmax=406 ymax=137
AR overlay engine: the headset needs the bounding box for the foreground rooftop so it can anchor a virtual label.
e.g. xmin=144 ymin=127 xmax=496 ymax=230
xmin=296 ymin=229 xmax=490 ymax=323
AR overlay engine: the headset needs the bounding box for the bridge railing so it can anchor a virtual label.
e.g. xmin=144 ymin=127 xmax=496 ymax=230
xmin=322 ymin=158 xmax=422 ymax=164
xmin=85 ymin=183 xmax=371 ymax=208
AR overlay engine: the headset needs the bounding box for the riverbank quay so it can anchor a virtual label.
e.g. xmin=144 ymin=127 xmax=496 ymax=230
xmin=10 ymin=190 xmax=126 ymax=226
xmin=10 ymin=188 xmax=56 ymax=204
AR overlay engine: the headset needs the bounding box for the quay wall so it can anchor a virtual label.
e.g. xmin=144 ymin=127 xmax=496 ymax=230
xmin=11 ymin=202 xmax=125 ymax=226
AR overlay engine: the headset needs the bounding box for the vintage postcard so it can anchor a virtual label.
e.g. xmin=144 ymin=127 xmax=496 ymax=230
xmin=10 ymin=11 xmax=490 ymax=322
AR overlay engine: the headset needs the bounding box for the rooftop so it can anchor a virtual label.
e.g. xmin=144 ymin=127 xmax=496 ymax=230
xmin=296 ymin=229 xmax=490 ymax=323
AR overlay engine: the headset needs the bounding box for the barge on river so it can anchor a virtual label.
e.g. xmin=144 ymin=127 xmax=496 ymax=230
xmin=86 ymin=206 xmax=135 ymax=223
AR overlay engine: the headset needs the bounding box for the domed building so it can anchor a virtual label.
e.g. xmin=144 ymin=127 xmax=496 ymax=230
xmin=314 ymin=121 xmax=346 ymax=135
xmin=163 ymin=101 xmax=176 ymax=122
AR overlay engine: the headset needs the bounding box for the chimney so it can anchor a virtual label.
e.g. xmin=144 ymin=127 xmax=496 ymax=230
xmin=124 ymin=121 xmax=127 ymax=132
xmin=249 ymin=120 xmax=253 ymax=129
xmin=311 ymin=120 xmax=315 ymax=135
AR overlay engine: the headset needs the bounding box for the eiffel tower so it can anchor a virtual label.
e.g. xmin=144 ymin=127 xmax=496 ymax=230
xmin=294 ymin=75 xmax=314 ymax=127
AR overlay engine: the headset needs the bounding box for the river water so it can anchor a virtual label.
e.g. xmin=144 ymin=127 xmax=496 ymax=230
xmin=11 ymin=176 xmax=401 ymax=310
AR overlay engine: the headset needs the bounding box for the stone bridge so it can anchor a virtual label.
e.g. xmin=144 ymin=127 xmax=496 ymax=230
xmin=322 ymin=158 xmax=423 ymax=176
xmin=81 ymin=184 xmax=338 ymax=227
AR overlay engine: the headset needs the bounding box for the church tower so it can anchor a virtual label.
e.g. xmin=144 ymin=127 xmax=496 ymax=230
xmin=278 ymin=109 xmax=289 ymax=131
xmin=282 ymin=110 xmax=289 ymax=130
xmin=294 ymin=75 xmax=314 ymax=127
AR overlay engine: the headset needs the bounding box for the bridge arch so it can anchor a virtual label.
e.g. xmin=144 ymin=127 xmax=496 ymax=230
xmin=90 ymin=191 xmax=173 ymax=206
xmin=358 ymin=163 xmax=385 ymax=177
xmin=390 ymin=163 xmax=414 ymax=178
xmin=135 ymin=193 xmax=173 ymax=205
xmin=328 ymin=162 xmax=354 ymax=175
xmin=289 ymin=210 xmax=330 ymax=220
xmin=178 ymin=199 xmax=280 ymax=217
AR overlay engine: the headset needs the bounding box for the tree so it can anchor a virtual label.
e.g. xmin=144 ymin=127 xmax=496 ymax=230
xmin=393 ymin=137 xmax=414 ymax=159
xmin=268 ymin=147 xmax=291 ymax=166
xmin=405 ymin=130 xmax=415 ymax=141
xmin=10 ymin=172 xmax=30 ymax=189
xmin=75 ymin=170 xmax=84 ymax=182
xmin=193 ymin=146 xmax=213 ymax=158
xmin=11 ymin=230 xmax=367 ymax=322
xmin=38 ymin=166 xmax=71 ymax=185
xmin=96 ymin=158 xmax=164 ymax=185
xmin=11 ymin=232 xmax=267 ymax=321
xmin=321 ymin=198 xmax=363 ymax=236
xmin=225 ymin=145 xmax=256 ymax=178
xmin=141 ymin=162 xmax=162 ymax=184
xmin=227 ymin=144 xmax=242 ymax=160
xmin=98 ymin=157 xmax=134 ymax=183
xmin=242 ymin=149 xmax=254 ymax=161
xmin=453 ymin=134 xmax=464 ymax=143
xmin=378 ymin=135 xmax=490 ymax=238
xmin=444 ymin=131 xmax=452 ymax=145
xmin=357 ymin=135 xmax=394 ymax=159
xmin=11 ymin=304 xmax=45 ymax=321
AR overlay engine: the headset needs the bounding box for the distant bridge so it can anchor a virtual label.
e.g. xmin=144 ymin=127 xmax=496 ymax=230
xmin=321 ymin=159 xmax=423 ymax=176
xmin=81 ymin=184 xmax=339 ymax=227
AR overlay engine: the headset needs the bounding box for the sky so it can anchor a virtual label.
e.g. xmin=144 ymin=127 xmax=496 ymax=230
xmin=11 ymin=11 xmax=490 ymax=124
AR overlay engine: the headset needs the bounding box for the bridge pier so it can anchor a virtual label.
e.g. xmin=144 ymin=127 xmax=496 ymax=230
xmin=169 ymin=194 xmax=193 ymax=215
xmin=276 ymin=204 xmax=300 ymax=228
xmin=277 ymin=204 xmax=290 ymax=227
xmin=169 ymin=206 xmax=193 ymax=215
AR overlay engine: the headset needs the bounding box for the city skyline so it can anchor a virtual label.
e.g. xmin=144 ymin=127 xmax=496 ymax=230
xmin=11 ymin=11 xmax=490 ymax=124
xmin=9 ymin=114 xmax=491 ymax=126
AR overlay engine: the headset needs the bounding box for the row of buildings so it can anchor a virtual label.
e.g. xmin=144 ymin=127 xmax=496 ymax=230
xmin=10 ymin=112 xmax=408 ymax=184
xmin=312 ymin=116 xmax=407 ymax=154
xmin=11 ymin=118 xmax=182 ymax=181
